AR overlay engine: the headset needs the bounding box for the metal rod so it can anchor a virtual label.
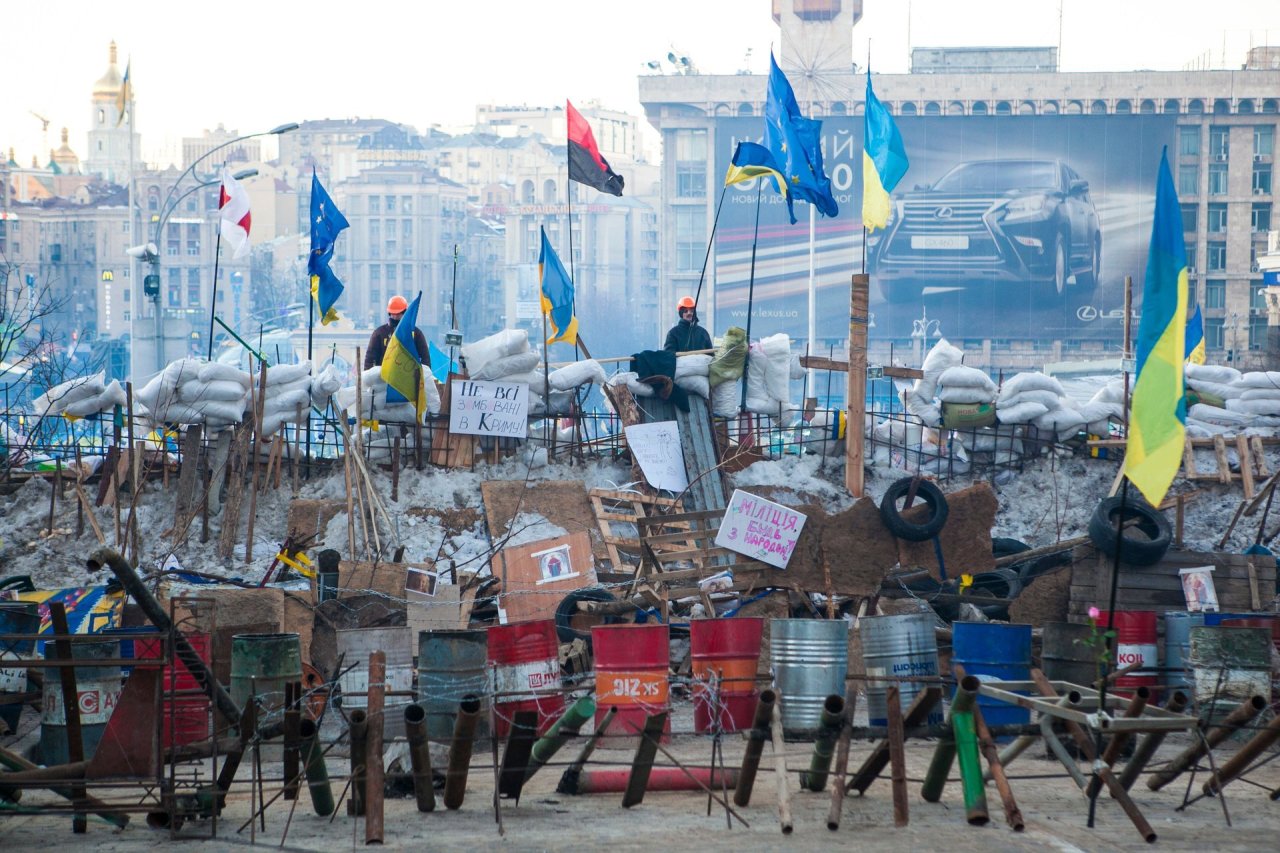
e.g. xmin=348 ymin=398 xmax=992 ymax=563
xmin=283 ymin=683 xmax=300 ymax=802
xmin=347 ymin=709 xmax=368 ymax=816
xmin=298 ymin=718 xmax=334 ymax=816
xmin=732 ymin=689 xmax=776 ymax=807
xmin=886 ymin=685 xmax=909 ymax=828
xmin=1118 ymin=690 xmax=1188 ymax=790
xmin=523 ymin=695 xmax=595 ymax=783
xmin=1147 ymin=695 xmax=1267 ymax=791
xmin=365 ymin=650 xmax=386 ymax=845
xmin=570 ymin=767 xmax=739 ymax=794
xmin=1085 ymin=685 xmax=1149 ymax=798
xmin=404 ymin=703 xmax=435 ymax=812
xmin=443 ymin=695 xmax=481 ymax=810
xmin=621 ymin=712 xmax=669 ymax=809
xmin=826 ymin=691 xmax=856 ymax=831
xmin=922 ymin=675 xmax=979 ymax=801
xmin=849 ymin=686 xmax=942 ymax=795
xmin=801 ymin=694 xmax=845 ymax=792
xmin=952 ymin=709 xmax=989 ymax=826
xmin=971 ymin=698 xmax=1024 ymax=831
xmin=0 ymin=745 xmax=128 ymax=827
xmin=48 ymin=603 xmax=86 ymax=833
xmin=556 ymin=706 xmax=617 ymax=795
xmin=1203 ymin=713 xmax=1280 ymax=795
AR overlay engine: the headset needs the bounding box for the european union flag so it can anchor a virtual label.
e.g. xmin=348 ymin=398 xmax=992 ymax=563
xmin=309 ymin=171 xmax=349 ymax=325
xmin=764 ymin=53 xmax=838 ymax=224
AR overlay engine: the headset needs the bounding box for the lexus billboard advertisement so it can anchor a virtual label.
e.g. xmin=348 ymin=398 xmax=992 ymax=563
xmin=712 ymin=115 xmax=1177 ymax=346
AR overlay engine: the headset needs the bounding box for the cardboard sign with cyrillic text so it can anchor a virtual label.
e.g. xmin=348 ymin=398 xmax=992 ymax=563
xmin=714 ymin=488 xmax=807 ymax=569
xmin=449 ymin=379 xmax=528 ymax=438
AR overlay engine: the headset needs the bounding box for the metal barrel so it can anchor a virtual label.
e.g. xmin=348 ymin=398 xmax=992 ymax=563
xmin=1096 ymin=610 xmax=1158 ymax=698
xmin=770 ymin=619 xmax=849 ymax=736
xmin=336 ymin=627 xmax=414 ymax=740
xmin=1040 ymin=622 xmax=1097 ymax=688
xmin=417 ymin=629 xmax=489 ymax=742
xmin=39 ymin=639 xmax=122 ymax=765
xmin=1188 ymin=626 xmax=1273 ymax=725
xmin=593 ymin=623 xmax=670 ymax=747
xmin=690 ymin=617 xmax=763 ymax=734
xmin=131 ymin=630 xmax=213 ymax=747
xmin=951 ymin=622 xmax=1031 ymax=733
xmin=0 ymin=603 xmax=40 ymax=736
xmin=860 ymin=613 xmax=942 ymax=727
xmin=229 ymin=633 xmax=302 ymax=725
xmin=487 ymin=619 xmax=564 ymax=739
xmin=1163 ymin=612 xmax=1205 ymax=690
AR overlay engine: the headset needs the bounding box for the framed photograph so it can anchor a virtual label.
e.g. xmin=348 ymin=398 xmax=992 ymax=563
xmin=405 ymin=567 xmax=438 ymax=597
xmin=532 ymin=543 xmax=578 ymax=585
xmin=1178 ymin=566 xmax=1218 ymax=613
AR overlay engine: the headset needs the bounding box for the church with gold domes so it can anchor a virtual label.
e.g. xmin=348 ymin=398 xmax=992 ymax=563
xmin=83 ymin=41 xmax=141 ymax=183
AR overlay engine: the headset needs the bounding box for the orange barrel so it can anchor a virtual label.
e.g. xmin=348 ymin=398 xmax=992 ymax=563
xmin=132 ymin=631 xmax=212 ymax=747
xmin=592 ymin=624 xmax=670 ymax=746
xmin=690 ymin=618 xmax=763 ymax=733
xmin=487 ymin=619 xmax=564 ymax=739
xmin=1096 ymin=610 xmax=1158 ymax=698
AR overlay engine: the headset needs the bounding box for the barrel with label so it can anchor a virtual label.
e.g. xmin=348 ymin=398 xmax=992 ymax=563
xmin=229 ymin=633 xmax=302 ymax=725
xmin=861 ymin=613 xmax=942 ymax=727
xmin=690 ymin=617 xmax=763 ymax=733
xmin=951 ymin=622 xmax=1031 ymax=731
xmin=337 ymin=627 xmax=414 ymax=740
xmin=771 ymin=619 xmax=849 ymax=736
xmin=40 ymin=640 xmax=122 ymax=765
xmin=487 ymin=619 xmax=564 ymax=738
xmin=418 ymin=629 xmax=489 ymax=742
xmin=0 ymin=603 xmax=40 ymax=736
xmin=1096 ymin=610 xmax=1158 ymax=698
xmin=593 ymin=623 xmax=670 ymax=746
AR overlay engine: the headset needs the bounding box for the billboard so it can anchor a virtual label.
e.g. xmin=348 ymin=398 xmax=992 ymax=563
xmin=712 ymin=115 xmax=1178 ymax=346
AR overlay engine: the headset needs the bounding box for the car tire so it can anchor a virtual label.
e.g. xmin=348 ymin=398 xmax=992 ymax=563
xmin=883 ymin=281 xmax=924 ymax=304
xmin=1046 ymin=235 xmax=1067 ymax=296
xmin=879 ymin=477 xmax=949 ymax=541
xmin=1076 ymin=235 xmax=1101 ymax=289
xmin=1087 ymin=495 xmax=1172 ymax=566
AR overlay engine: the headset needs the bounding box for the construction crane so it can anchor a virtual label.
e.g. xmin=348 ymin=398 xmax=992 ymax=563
xmin=30 ymin=111 xmax=51 ymax=157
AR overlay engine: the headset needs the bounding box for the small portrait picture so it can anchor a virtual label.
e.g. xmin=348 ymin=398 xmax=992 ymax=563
xmin=1179 ymin=566 xmax=1218 ymax=613
xmin=533 ymin=544 xmax=578 ymax=585
xmin=405 ymin=567 xmax=438 ymax=597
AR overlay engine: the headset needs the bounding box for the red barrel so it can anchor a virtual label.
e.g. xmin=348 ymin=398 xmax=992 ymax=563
xmin=133 ymin=631 xmax=212 ymax=747
xmin=487 ymin=620 xmax=564 ymax=739
xmin=690 ymin=618 xmax=763 ymax=733
xmin=1096 ymin=611 xmax=1157 ymax=698
xmin=592 ymin=623 xmax=670 ymax=746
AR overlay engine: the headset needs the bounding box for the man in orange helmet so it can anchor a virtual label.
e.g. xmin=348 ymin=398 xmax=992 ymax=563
xmin=663 ymin=295 xmax=711 ymax=353
xmin=365 ymin=294 xmax=431 ymax=370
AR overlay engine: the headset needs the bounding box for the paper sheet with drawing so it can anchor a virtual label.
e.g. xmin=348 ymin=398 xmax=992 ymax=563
xmin=624 ymin=421 xmax=688 ymax=492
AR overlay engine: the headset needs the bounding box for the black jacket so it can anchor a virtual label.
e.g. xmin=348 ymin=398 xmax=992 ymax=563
xmin=663 ymin=318 xmax=712 ymax=353
xmin=365 ymin=321 xmax=431 ymax=370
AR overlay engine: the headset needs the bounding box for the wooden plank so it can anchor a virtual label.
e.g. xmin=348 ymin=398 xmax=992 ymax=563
xmin=1252 ymin=435 xmax=1271 ymax=477
xmin=636 ymin=508 xmax=726 ymax=526
xmin=847 ymin=274 xmax=869 ymax=499
xmin=1212 ymin=435 xmax=1232 ymax=484
xmin=1236 ymin=434 xmax=1256 ymax=498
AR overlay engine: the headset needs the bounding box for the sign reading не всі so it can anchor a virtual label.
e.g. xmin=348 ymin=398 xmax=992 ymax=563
xmin=449 ymin=379 xmax=528 ymax=439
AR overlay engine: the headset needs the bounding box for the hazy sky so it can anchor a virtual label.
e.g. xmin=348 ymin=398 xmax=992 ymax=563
xmin=2 ymin=0 xmax=1277 ymax=168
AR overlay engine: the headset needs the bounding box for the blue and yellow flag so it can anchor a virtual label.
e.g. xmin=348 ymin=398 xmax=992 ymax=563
xmin=1184 ymin=303 xmax=1206 ymax=365
xmin=764 ymin=53 xmax=838 ymax=223
xmin=308 ymin=171 xmax=349 ymax=325
xmin=381 ymin=291 xmax=427 ymax=418
xmin=539 ymin=226 xmax=578 ymax=345
xmin=115 ymin=60 xmax=132 ymax=128
xmin=862 ymin=71 xmax=909 ymax=231
xmin=724 ymin=141 xmax=786 ymax=193
xmin=1125 ymin=148 xmax=1188 ymax=506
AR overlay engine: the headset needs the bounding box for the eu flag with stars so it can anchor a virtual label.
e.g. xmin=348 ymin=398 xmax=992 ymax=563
xmin=309 ymin=171 xmax=349 ymax=325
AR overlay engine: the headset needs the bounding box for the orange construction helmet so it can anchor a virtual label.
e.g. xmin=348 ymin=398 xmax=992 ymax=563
xmin=387 ymin=295 xmax=409 ymax=314
xmin=677 ymin=295 xmax=696 ymax=310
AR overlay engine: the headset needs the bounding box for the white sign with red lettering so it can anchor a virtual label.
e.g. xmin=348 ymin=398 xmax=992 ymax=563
xmin=714 ymin=488 xmax=807 ymax=570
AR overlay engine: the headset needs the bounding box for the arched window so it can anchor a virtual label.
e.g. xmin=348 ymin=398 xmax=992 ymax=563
xmin=1187 ymin=99 xmax=1204 ymax=115
xmin=1064 ymin=100 xmax=1083 ymax=115
xmin=1164 ymin=98 xmax=1181 ymax=114
xmin=948 ymin=101 xmax=965 ymax=116
xmin=1238 ymin=99 xmax=1255 ymax=114
xmin=713 ymin=103 xmax=731 ymax=116
xmin=1090 ymin=99 xmax=1108 ymax=115
xmin=1262 ymin=99 xmax=1279 ymax=114
xmin=543 ymin=179 xmax=556 ymax=203
xmin=521 ymin=180 xmax=535 ymax=203
xmin=971 ymin=101 xmax=988 ymax=116
xmin=737 ymin=103 xmax=754 ymax=116
xmin=994 ymin=101 xmax=1012 ymax=116
xmin=830 ymin=102 xmax=847 ymax=115
xmin=899 ymin=102 xmax=917 ymax=116
xmin=1018 ymin=101 xmax=1037 ymax=116
xmin=1140 ymin=99 xmax=1156 ymax=114
xmin=1042 ymin=100 xmax=1059 ymax=115
xmin=1213 ymin=98 xmax=1231 ymax=114
xmin=924 ymin=101 xmax=941 ymax=116
xmin=1115 ymin=99 xmax=1132 ymax=114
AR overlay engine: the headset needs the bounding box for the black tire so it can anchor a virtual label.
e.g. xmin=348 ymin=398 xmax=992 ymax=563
xmin=1046 ymin=235 xmax=1067 ymax=296
xmin=879 ymin=477 xmax=950 ymax=542
xmin=991 ymin=537 xmax=1031 ymax=559
xmin=555 ymin=586 xmax=623 ymax=648
xmin=1075 ymin=234 xmax=1101 ymax=289
xmin=968 ymin=568 xmax=1024 ymax=602
xmin=1088 ymin=495 xmax=1172 ymax=566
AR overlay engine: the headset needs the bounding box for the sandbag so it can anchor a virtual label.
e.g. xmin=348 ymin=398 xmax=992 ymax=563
xmin=711 ymin=379 xmax=738 ymax=417
xmin=31 ymin=372 xmax=106 ymax=416
xmin=1185 ymin=363 xmax=1241 ymax=385
xmin=708 ymin=327 xmax=747 ymax=387
xmin=1089 ymin=379 xmax=1126 ymax=405
xmin=1189 ymin=403 xmax=1251 ymax=426
xmin=758 ymin=333 xmax=793 ymax=403
xmin=197 ymin=361 xmax=252 ymax=388
xmin=179 ymin=379 xmax=248 ymax=403
xmin=997 ymin=389 xmax=1062 ymax=410
xmin=60 ymin=381 xmax=128 ymax=419
xmin=1236 ymin=371 xmax=1280 ymax=390
xmin=997 ymin=401 xmax=1050 ymax=424
xmin=915 ymin=338 xmax=965 ymax=400
xmin=675 ymin=375 xmax=711 ymax=399
xmin=501 ymin=371 xmax=550 ymax=396
xmin=311 ymin=364 xmax=343 ymax=409
xmin=263 ymin=387 xmax=312 ymax=415
xmin=1226 ymin=397 xmax=1280 ymax=416
xmin=674 ymin=354 xmax=713 ymax=379
xmin=998 ymin=371 xmax=1066 ymax=401
xmin=904 ymin=389 xmax=942 ymax=427
xmin=471 ymin=350 xmax=541 ymax=381
xmin=1187 ymin=379 xmax=1242 ymax=400
xmin=938 ymin=385 xmax=995 ymax=404
xmin=938 ymin=365 xmax=997 ymax=392
xmin=549 ymin=359 xmax=607 ymax=391
xmin=266 ymin=361 xmax=312 ymax=387
xmin=1239 ymin=387 xmax=1280 ymax=401
xmin=461 ymin=329 xmax=529 ymax=377
xmin=1033 ymin=407 xmax=1087 ymax=434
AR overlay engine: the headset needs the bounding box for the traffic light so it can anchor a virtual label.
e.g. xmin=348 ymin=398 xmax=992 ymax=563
xmin=144 ymin=274 xmax=160 ymax=298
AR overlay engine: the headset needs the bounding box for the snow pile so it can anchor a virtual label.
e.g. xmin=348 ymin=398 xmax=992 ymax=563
xmin=30 ymin=372 xmax=126 ymax=420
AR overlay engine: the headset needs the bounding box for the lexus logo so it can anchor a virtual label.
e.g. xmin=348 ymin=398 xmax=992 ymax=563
xmin=933 ymin=207 xmax=954 ymax=219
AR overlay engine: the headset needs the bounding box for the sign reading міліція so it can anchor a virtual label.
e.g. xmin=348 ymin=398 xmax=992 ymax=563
xmin=714 ymin=488 xmax=807 ymax=570
xmin=449 ymin=379 xmax=528 ymax=439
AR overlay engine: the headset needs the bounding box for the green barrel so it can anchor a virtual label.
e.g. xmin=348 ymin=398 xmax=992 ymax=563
xmin=230 ymin=633 xmax=302 ymax=724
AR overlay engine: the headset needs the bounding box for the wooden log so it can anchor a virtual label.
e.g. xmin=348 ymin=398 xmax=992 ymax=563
xmin=245 ymin=360 xmax=268 ymax=563
xmin=845 ymin=273 xmax=868 ymax=498
xmin=769 ymin=702 xmax=793 ymax=834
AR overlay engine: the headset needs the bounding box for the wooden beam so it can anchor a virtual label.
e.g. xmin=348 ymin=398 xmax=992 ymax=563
xmin=846 ymin=274 xmax=869 ymax=498
xmin=798 ymin=355 xmax=923 ymax=380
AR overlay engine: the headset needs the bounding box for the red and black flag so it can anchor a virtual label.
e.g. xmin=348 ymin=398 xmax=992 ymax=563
xmin=567 ymin=100 xmax=624 ymax=196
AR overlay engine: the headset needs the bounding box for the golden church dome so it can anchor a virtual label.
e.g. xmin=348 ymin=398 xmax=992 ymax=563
xmin=93 ymin=41 xmax=123 ymax=97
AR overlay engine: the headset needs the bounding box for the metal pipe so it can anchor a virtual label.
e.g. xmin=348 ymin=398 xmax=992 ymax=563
xmin=570 ymin=767 xmax=740 ymax=794
xmin=1085 ymin=685 xmax=1149 ymax=799
xmin=622 ymin=712 xmax=669 ymax=809
xmin=365 ymin=650 xmax=385 ymax=845
xmin=826 ymin=692 xmax=856 ymax=831
xmin=556 ymin=706 xmax=617 ymax=795
xmin=986 ymin=691 xmax=1075 ymax=783
xmin=921 ymin=675 xmax=979 ymax=802
xmin=524 ymin=695 xmax=595 ymax=783
xmin=347 ymin=709 xmax=368 ymax=816
xmin=298 ymin=718 xmax=334 ymax=816
xmin=732 ymin=689 xmax=776 ymax=807
xmin=1203 ymin=713 xmax=1280 ymax=795
xmin=443 ymin=694 xmax=481 ymax=810
xmin=283 ymin=684 xmax=301 ymax=802
xmin=952 ymin=710 xmax=989 ymax=826
xmin=886 ymin=685 xmax=909 ymax=828
xmin=404 ymin=703 xmax=435 ymax=812
xmin=848 ymin=685 xmax=942 ymax=795
xmin=1118 ymin=690 xmax=1187 ymax=790
xmin=1040 ymin=705 xmax=1089 ymax=788
xmin=801 ymin=694 xmax=845 ymax=792
xmin=1147 ymin=695 xmax=1267 ymax=791
xmin=971 ymin=702 xmax=1024 ymax=831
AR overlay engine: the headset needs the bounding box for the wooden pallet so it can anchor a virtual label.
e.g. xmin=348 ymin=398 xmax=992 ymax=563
xmin=588 ymin=487 xmax=686 ymax=572
xmin=1094 ymin=434 xmax=1273 ymax=499
xmin=636 ymin=507 xmax=771 ymax=599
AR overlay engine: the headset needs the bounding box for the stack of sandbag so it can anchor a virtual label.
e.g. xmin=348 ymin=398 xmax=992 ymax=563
xmin=904 ymin=339 xmax=964 ymax=427
xmin=744 ymin=333 xmax=793 ymax=417
xmin=936 ymin=365 xmax=997 ymax=427
xmin=135 ymin=358 xmax=249 ymax=429
xmin=1184 ymin=363 xmax=1242 ymax=408
xmin=460 ymin=329 xmax=529 ymax=379
xmin=1226 ymin=371 xmax=1280 ymax=417
xmin=337 ymin=365 xmax=442 ymax=424
xmin=708 ymin=327 xmax=747 ymax=418
xmin=310 ymin=363 xmax=343 ymax=411
xmin=956 ymin=427 xmax=1024 ymax=465
xmin=995 ymin=372 xmax=1066 ymax=424
xmin=255 ymin=362 xmax=313 ymax=437
xmin=30 ymin=372 xmax=127 ymax=419
xmin=1078 ymin=379 xmax=1125 ymax=434
xmin=674 ymin=354 xmax=712 ymax=399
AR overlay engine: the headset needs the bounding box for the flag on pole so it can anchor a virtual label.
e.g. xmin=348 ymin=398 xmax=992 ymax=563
xmin=382 ymin=291 xmax=427 ymax=418
xmin=115 ymin=60 xmax=132 ymax=127
xmin=1124 ymin=148 xmax=1188 ymax=506
xmin=724 ymin=141 xmax=786 ymax=194
xmin=539 ymin=226 xmax=578 ymax=345
xmin=763 ymin=52 xmax=838 ymax=224
xmin=567 ymin=100 xmax=624 ymax=196
xmin=308 ymin=171 xmax=349 ymax=325
xmin=217 ymin=167 xmax=252 ymax=259
xmin=1184 ymin=303 xmax=1206 ymax=364
xmin=862 ymin=71 xmax=910 ymax=231
xmin=427 ymin=340 xmax=459 ymax=385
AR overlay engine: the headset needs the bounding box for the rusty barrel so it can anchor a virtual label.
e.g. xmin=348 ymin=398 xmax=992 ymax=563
xmin=337 ymin=627 xmax=414 ymax=740
xmin=690 ymin=617 xmax=763 ymax=733
xmin=418 ymin=629 xmax=490 ymax=742
xmin=487 ymin=619 xmax=564 ymax=739
xmin=593 ymin=623 xmax=670 ymax=746
xmin=1041 ymin=621 xmax=1097 ymax=688
xmin=229 ymin=633 xmax=302 ymax=725
xmin=0 ymin=603 xmax=40 ymax=736
xmin=132 ymin=630 xmax=212 ymax=747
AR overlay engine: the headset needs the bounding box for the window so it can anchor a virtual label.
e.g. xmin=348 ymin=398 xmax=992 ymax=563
xmin=1206 ymin=279 xmax=1226 ymax=308
xmin=1178 ymin=165 xmax=1198 ymax=196
xmin=674 ymin=207 xmax=705 ymax=272
xmin=1253 ymin=203 xmax=1273 ymax=233
xmin=1208 ymin=163 xmax=1228 ymax=195
xmin=1207 ymin=203 xmax=1228 ymax=233
xmin=216 ymin=288 xmax=224 ymax=304
xmin=370 ymin=289 xmax=380 ymax=309
xmin=401 ymin=197 xmax=412 ymax=214
xmin=1252 ymin=281 xmax=1269 ymax=311
xmin=1250 ymin=315 xmax=1268 ymax=350
xmin=187 ymin=268 xmax=201 ymax=306
xmin=402 ymin=264 xmax=412 ymax=285
xmin=1254 ymin=164 xmax=1273 ymax=194
xmin=386 ymin=264 xmax=397 ymax=286
xmin=369 ymin=195 xmax=380 ymax=214
xmin=674 ymin=130 xmax=707 ymax=198
xmin=1209 ymin=127 xmax=1229 ymax=160
xmin=402 ymin=219 xmax=412 ymax=240
xmin=385 ymin=196 xmax=395 ymax=212
xmin=1206 ymin=317 xmax=1224 ymax=348
xmin=1255 ymin=126 xmax=1274 ymax=158
xmin=186 ymin=223 xmax=200 ymax=256
xmin=167 ymin=267 xmax=181 ymax=307
xmin=1181 ymin=203 xmax=1198 ymax=232
xmin=1178 ymin=126 xmax=1200 ymax=157
xmin=370 ymin=265 xmax=381 ymax=287
xmin=1186 ymin=278 xmax=1197 ymax=307
xmin=1207 ymin=242 xmax=1227 ymax=271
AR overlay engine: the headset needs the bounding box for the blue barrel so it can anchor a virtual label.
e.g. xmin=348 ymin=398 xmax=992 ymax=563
xmin=1163 ymin=612 xmax=1205 ymax=690
xmin=0 ymin=603 xmax=41 ymax=736
xmin=952 ymin=622 xmax=1031 ymax=730
xmin=1203 ymin=612 xmax=1276 ymax=626
xmin=418 ymin=629 xmax=489 ymax=742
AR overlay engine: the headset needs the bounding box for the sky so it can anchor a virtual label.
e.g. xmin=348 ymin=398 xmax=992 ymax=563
xmin=2 ymin=0 xmax=1278 ymax=169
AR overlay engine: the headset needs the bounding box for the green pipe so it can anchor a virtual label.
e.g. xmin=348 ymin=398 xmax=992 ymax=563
xmin=801 ymin=694 xmax=846 ymax=792
xmin=299 ymin=719 xmax=335 ymax=817
xmin=952 ymin=710 xmax=989 ymax=826
xmin=921 ymin=675 xmax=979 ymax=802
xmin=524 ymin=695 xmax=596 ymax=783
xmin=214 ymin=315 xmax=270 ymax=365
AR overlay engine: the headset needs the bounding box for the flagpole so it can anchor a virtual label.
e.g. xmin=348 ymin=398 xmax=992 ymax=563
xmin=739 ymin=184 xmax=764 ymax=413
xmin=564 ymin=156 xmax=580 ymax=363
xmin=208 ymin=217 xmax=223 ymax=360
xmin=306 ymin=272 xmax=314 ymax=477
xmin=691 ymin=180 xmax=730 ymax=348
xmin=808 ymin=204 xmax=817 ymax=388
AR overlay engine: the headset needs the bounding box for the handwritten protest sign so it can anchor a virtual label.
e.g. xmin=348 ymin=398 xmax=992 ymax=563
xmin=449 ymin=379 xmax=528 ymax=439
xmin=624 ymin=421 xmax=688 ymax=492
xmin=714 ymin=488 xmax=807 ymax=569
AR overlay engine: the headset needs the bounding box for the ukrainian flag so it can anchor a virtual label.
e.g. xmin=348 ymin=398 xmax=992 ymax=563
xmin=1125 ymin=148 xmax=1188 ymax=506
xmin=724 ymin=141 xmax=786 ymax=194
xmin=381 ymin=291 xmax=427 ymax=419
xmin=1185 ymin=303 xmax=1206 ymax=365
xmin=539 ymin=226 xmax=578 ymax=345
xmin=862 ymin=71 xmax=909 ymax=232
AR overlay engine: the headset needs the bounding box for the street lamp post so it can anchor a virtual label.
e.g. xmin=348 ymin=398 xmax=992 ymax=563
xmin=910 ymin=306 xmax=942 ymax=365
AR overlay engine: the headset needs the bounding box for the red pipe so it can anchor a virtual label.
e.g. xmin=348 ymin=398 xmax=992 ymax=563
xmin=572 ymin=767 xmax=739 ymax=795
